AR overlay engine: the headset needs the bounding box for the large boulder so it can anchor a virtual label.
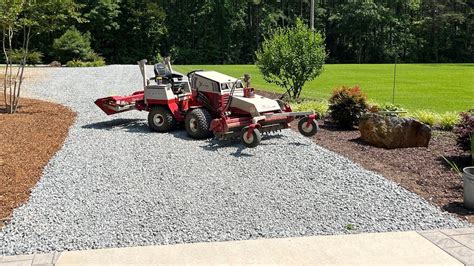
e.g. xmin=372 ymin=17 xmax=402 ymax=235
xmin=48 ymin=61 xmax=62 ymax=67
xmin=359 ymin=113 xmax=431 ymax=149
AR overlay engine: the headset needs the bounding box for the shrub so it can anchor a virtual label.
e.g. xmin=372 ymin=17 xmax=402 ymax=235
xmin=454 ymin=110 xmax=474 ymax=150
xmin=65 ymin=50 xmax=105 ymax=67
xmin=439 ymin=112 xmax=461 ymax=130
xmin=379 ymin=103 xmax=406 ymax=113
xmin=6 ymin=49 xmax=43 ymax=65
xmin=410 ymin=110 xmax=440 ymax=126
xmin=256 ymin=18 xmax=326 ymax=100
xmin=328 ymin=86 xmax=368 ymax=128
xmin=52 ymin=28 xmax=93 ymax=63
xmin=292 ymin=100 xmax=329 ymax=118
xmin=66 ymin=58 xmax=105 ymax=67
xmin=368 ymin=103 xmax=407 ymax=117
xmin=83 ymin=52 xmax=104 ymax=62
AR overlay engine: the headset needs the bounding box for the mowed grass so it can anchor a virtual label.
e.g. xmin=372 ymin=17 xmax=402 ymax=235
xmin=174 ymin=64 xmax=473 ymax=113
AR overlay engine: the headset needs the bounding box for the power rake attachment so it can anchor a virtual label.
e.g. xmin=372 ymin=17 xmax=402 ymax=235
xmin=95 ymin=59 xmax=319 ymax=148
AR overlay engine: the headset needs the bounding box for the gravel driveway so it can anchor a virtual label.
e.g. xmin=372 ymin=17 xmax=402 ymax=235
xmin=0 ymin=66 xmax=468 ymax=255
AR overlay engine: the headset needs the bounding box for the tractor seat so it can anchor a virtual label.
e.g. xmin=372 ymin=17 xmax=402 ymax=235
xmin=154 ymin=63 xmax=184 ymax=82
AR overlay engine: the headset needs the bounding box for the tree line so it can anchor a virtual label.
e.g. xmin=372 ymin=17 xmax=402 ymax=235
xmin=5 ymin=0 xmax=474 ymax=65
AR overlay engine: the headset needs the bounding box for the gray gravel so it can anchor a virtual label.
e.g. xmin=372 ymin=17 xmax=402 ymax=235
xmin=0 ymin=65 xmax=468 ymax=255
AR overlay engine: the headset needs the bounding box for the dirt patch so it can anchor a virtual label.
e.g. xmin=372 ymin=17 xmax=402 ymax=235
xmin=0 ymin=92 xmax=76 ymax=227
xmin=257 ymin=90 xmax=473 ymax=222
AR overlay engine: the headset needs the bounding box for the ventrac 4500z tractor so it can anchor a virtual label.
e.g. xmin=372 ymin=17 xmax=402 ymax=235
xmin=95 ymin=59 xmax=319 ymax=148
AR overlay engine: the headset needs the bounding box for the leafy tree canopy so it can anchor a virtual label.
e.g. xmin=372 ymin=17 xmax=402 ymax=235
xmin=256 ymin=19 xmax=326 ymax=99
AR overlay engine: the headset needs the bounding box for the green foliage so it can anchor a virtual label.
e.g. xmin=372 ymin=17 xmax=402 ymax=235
xmin=66 ymin=58 xmax=105 ymax=67
xmin=152 ymin=52 xmax=163 ymax=64
xmin=256 ymin=19 xmax=326 ymax=100
xmin=439 ymin=112 xmax=461 ymax=131
xmin=379 ymin=103 xmax=406 ymax=113
xmin=174 ymin=64 xmax=473 ymax=113
xmin=345 ymin=224 xmax=355 ymax=230
xmin=105 ymin=0 xmax=166 ymax=63
xmin=6 ymin=50 xmax=43 ymax=65
xmin=328 ymin=86 xmax=368 ymax=128
xmin=292 ymin=100 xmax=329 ymax=118
xmin=1 ymin=0 xmax=80 ymax=114
xmin=410 ymin=110 xmax=440 ymax=126
xmin=4 ymin=0 xmax=473 ymax=65
xmin=77 ymin=0 xmax=120 ymax=58
xmin=441 ymin=155 xmax=463 ymax=177
xmin=63 ymin=43 xmax=106 ymax=67
xmin=52 ymin=28 xmax=93 ymax=63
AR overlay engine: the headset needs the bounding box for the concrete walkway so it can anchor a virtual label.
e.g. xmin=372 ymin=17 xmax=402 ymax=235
xmin=1 ymin=229 xmax=473 ymax=265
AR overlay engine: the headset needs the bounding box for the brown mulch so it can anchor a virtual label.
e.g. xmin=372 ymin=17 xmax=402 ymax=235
xmin=257 ymin=90 xmax=474 ymax=223
xmin=310 ymin=122 xmax=473 ymax=222
xmin=0 ymin=92 xmax=76 ymax=227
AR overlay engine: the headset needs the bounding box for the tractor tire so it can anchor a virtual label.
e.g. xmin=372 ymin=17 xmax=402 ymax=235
xmin=298 ymin=117 xmax=318 ymax=137
xmin=185 ymin=108 xmax=213 ymax=139
xmin=148 ymin=106 xmax=176 ymax=132
xmin=241 ymin=127 xmax=262 ymax=148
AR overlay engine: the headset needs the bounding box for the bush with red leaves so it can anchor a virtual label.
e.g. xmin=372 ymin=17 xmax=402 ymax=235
xmin=329 ymin=86 xmax=368 ymax=128
xmin=454 ymin=110 xmax=474 ymax=150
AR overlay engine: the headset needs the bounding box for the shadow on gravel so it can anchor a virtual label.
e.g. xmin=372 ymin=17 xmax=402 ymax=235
xmin=443 ymin=202 xmax=474 ymax=218
xmin=82 ymin=118 xmax=149 ymax=133
xmin=200 ymin=139 xmax=255 ymax=157
xmin=287 ymin=142 xmax=310 ymax=147
xmin=199 ymin=133 xmax=288 ymax=157
xmin=83 ymin=119 xmax=295 ymax=156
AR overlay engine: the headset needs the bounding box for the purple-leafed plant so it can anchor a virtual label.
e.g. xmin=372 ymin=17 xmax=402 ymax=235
xmin=454 ymin=110 xmax=474 ymax=151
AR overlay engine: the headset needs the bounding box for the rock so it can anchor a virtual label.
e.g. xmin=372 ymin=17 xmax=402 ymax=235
xmin=359 ymin=113 xmax=431 ymax=149
xmin=48 ymin=61 xmax=62 ymax=67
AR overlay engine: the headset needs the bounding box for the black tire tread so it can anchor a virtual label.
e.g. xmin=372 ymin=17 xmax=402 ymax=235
xmin=185 ymin=108 xmax=213 ymax=139
xmin=148 ymin=106 xmax=176 ymax=132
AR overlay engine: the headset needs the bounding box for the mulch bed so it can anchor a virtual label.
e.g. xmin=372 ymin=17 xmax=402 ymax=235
xmin=0 ymin=92 xmax=76 ymax=227
xmin=257 ymin=90 xmax=474 ymax=223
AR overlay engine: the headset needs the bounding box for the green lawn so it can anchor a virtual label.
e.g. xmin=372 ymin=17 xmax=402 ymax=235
xmin=174 ymin=64 xmax=473 ymax=113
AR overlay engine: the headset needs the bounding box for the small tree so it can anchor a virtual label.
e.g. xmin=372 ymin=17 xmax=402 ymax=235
xmin=256 ymin=18 xmax=326 ymax=100
xmin=52 ymin=28 xmax=93 ymax=63
xmin=1 ymin=0 xmax=79 ymax=114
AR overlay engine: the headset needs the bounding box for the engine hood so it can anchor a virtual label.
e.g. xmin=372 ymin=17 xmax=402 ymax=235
xmin=230 ymin=94 xmax=282 ymax=116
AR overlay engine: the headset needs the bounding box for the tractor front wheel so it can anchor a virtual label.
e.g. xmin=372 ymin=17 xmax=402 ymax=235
xmin=298 ymin=117 xmax=318 ymax=137
xmin=148 ymin=106 xmax=176 ymax=132
xmin=241 ymin=127 xmax=262 ymax=148
xmin=185 ymin=108 xmax=213 ymax=139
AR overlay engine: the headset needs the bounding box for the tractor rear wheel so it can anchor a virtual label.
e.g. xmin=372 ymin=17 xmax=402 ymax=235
xmin=241 ymin=127 xmax=262 ymax=148
xmin=298 ymin=117 xmax=318 ymax=137
xmin=185 ymin=108 xmax=213 ymax=139
xmin=148 ymin=106 xmax=176 ymax=132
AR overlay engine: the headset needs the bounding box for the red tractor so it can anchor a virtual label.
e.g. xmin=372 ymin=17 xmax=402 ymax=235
xmin=95 ymin=59 xmax=318 ymax=148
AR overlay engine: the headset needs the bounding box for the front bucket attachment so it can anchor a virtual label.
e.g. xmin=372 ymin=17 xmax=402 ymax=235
xmin=94 ymin=91 xmax=144 ymax=115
